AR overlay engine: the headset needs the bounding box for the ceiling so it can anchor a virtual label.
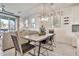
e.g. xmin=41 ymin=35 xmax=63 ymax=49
xmin=0 ymin=3 xmax=78 ymax=18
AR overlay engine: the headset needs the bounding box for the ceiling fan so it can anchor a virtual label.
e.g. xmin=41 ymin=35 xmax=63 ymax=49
xmin=0 ymin=4 xmax=14 ymax=15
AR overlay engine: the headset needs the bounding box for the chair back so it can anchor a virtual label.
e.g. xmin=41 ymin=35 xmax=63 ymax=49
xmin=41 ymin=36 xmax=50 ymax=44
xmin=49 ymin=30 xmax=55 ymax=41
xmin=49 ymin=30 xmax=54 ymax=33
xmin=11 ymin=35 xmax=21 ymax=53
xmin=46 ymin=36 xmax=51 ymax=43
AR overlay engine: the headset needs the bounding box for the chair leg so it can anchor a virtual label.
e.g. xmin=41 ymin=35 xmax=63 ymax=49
xmin=49 ymin=39 xmax=53 ymax=51
xmin=47 ymin=50 xmax=49 ymax=56
xmin=15 ymin=50 xmax=17 ymax=56
xmin=34 ymin=48 xmax=36 ymax=55
xmin=52 ymin=39 xmax=56 ymax=47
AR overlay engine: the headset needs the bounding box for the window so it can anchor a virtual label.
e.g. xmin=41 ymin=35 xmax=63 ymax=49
xmin=9 ymin=18 xmax=16 ymax=32
xmin=0 ymin=15 xmax=16 ymax=32
xmin=25 ymin=19 xmax=28 ymax=27
xmin=0 ymin=19 xmax=9 ymax=32
xmin=31 ymin=18 xmax=35 ymax=28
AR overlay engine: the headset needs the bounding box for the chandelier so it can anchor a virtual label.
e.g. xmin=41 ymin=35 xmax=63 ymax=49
xmin=40 ymin=4 xmax=49 ymax=21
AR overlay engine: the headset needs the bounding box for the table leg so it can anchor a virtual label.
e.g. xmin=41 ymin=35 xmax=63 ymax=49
xmin=38 ymin=42 xmax=41 ymax=56
xmin=15 ymin=49 xmax=17 ymax=56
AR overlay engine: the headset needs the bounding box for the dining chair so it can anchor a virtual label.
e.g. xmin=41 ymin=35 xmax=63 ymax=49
xmin=11 ymin=35 xmax=35 ymax=56
xmin=41 ymin=29 xmax=55 ymax=44
xmin=49 ymin=30 xmax=56 ymax=47
xmin=41 ymin=30 xmax=55 ymax=48
xmin=40 ymin=30 xmax=55 ymax=56
xmin=49 ymin=29 xmax=54 ymax=33
xmin=40 ymin=36 xmax=52 ymax=56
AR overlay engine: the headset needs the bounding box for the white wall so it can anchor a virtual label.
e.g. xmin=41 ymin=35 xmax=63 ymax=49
xmin=59 ymin=5 xmax=79 ymax=55
xmin=60 ymin=5 xmax=79 ymax=32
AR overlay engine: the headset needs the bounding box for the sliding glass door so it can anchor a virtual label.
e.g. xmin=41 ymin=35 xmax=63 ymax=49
xmin=0 ymin=18 xmax=9 ymax=32
xmin=0 ymin=15 xmax=16 ymax=33
xmin=9 ymin=18 xmax=16 ymax=32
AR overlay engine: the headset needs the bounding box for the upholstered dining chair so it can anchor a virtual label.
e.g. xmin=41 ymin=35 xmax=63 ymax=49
xmin=49 ymin=30 xmax=56 ymax=47
xmin=40 ymin=30 xmax=55 ymax=56
xmin=41 ymin=30 xmax=55 ymax=48
xmin=11 ymin=35 xmax=35 ymax=56
xmin=40 ymin=36 xmax=53 ymax=56
xmin=41 ymin=29 xmax=55 ymax=45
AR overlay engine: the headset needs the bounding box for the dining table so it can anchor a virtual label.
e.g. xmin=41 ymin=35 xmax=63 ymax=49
xmin=21 ymin=33 xmax=54 ymax=56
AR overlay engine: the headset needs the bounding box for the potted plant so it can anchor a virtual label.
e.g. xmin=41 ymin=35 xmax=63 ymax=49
xmin=39 ymin=25 xmax=46 ymax=36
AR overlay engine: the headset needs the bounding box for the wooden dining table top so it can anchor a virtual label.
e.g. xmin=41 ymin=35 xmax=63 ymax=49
xmin=21 ymin=33 xmax=54 ymax=42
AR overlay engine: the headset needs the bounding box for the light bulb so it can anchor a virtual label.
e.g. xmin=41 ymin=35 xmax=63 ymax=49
xmin=41 ymin=17 xmax=48 ymax=21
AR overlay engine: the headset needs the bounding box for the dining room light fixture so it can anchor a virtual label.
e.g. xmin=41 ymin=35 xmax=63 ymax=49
xmin=40 ymin=4 xmax=49 ymax=21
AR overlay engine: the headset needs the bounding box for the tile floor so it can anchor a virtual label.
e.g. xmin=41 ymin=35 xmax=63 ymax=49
xmin=0 ymin=28 xmax=78 ymax=56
